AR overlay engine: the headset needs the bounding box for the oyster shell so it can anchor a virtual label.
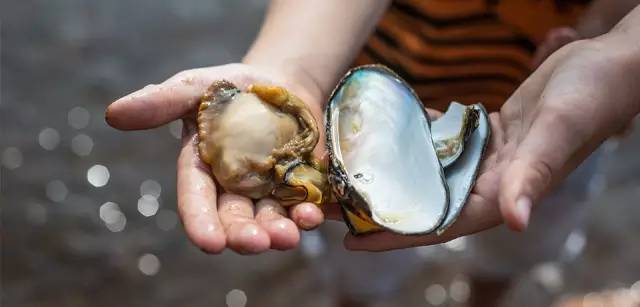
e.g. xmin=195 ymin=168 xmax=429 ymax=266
xmin=326 ymin=65 xmax=449 ymax=235
xmin=436 ymin=103 xmax=490 ymax=234
xmin=432 ymin=102 xmax=479 ymax=168
xmin=326 ymin=65 xmax=490 ymax=236
xmin=196 ymin=80 xmax=329 ymax=205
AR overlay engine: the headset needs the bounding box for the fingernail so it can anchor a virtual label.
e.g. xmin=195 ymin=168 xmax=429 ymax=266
xmin=515 ymin=196 xmax=532 ymax=230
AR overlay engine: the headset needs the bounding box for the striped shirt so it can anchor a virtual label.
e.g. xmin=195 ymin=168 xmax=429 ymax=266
xmin=354 ymin=0 xmax=592 ymax=112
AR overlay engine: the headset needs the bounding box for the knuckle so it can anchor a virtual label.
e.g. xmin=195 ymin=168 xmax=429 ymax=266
xmin=529 ymin=158 xmax=554 ymax=189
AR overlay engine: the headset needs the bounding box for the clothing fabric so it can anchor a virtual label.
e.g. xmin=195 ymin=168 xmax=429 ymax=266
xmin=355 ymin=0 xmax=591 ymax=112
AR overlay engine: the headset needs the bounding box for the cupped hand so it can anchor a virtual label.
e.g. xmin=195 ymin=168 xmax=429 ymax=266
xmin=346 ymin=37 xmax=640 ymax=251
xmin=106 ymin=63 xmax=339 ymax=254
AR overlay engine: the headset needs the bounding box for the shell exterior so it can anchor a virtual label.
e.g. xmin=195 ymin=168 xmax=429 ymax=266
xmin=326 ymin=65 xmax=450 ymax=235
xmin=436 ymin=103 xmax=490 ymax=234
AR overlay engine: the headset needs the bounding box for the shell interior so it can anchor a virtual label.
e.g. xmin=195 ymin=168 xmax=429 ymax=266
xmin=327 ymin=66 xmax=449 ymax=234
xmin=431 ymin=102 xmax=479 ymax=168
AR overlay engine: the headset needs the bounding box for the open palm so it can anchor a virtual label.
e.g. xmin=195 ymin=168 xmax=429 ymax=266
xmin=106 ymin=64 xmax=330 ymax=254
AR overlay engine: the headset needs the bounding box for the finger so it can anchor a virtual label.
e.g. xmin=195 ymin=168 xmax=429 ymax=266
xmin=217 ymin=193 xmax=271 ymax=254
xmin=345 ymin=193 xmax=501 ymax=251
xmin=499 ymin=108 xmax=594 ymax=231
xmin=177 ymin=121 xmax=226 ymax=253
xmin=288 ymin=203 xmax=324 ymax=230
xmin=106 ymin=71 xmax=212 ymax=130
xmin=255 ymin=198 xmax=300 ymax=250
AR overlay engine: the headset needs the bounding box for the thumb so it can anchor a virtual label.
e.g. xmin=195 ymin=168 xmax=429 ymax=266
xmin=499 ymin=110 xmax=592 ymax=231
xmin=105 ymin=69 xmax=214 ymax=130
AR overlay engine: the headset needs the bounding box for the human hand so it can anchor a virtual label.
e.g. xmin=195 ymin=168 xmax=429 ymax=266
xmin=346 ymin=36 xmax=640 ymax=251
xmin=106 ymin=63 xmax=335 ymax=254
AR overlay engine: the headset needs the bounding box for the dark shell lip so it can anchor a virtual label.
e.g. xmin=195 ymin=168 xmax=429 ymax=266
xmin=324 ymin=64 xmax=450 ymax=235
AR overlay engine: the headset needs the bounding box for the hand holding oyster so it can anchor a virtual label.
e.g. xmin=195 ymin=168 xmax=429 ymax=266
xmin=196 ymin=65 xmax=490 ymax=236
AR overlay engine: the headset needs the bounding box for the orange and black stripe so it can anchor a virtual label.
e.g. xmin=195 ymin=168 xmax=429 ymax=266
xmin=355 ymin=0 xmax=591 ymax=112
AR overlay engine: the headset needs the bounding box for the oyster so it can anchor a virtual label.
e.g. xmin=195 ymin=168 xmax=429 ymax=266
xmin=325 ymin=65 xmax=490 ymax=236
xmin=196 ymin=80 xmax=329 ymax=205
xmin=326 ymin=65 xmax=449 ymax=235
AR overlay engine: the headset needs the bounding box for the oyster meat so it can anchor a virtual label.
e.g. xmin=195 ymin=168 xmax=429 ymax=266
xmin=196 ymin=80 xmax=329 ymax=205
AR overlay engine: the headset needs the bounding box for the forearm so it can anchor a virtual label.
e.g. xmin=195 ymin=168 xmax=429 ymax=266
xmin=243 ymin=0 xmax=390 ymax=106
xmin=577 ymin=0 xmax=640 ymax=38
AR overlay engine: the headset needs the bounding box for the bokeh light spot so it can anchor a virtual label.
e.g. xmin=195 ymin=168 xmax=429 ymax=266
xmin=68 ymin=106 xmax=90 ymax=129
xmin=87 ymin=164 xmax=110 ymax=187
xmin=46 ymin=180 xmax=68 ymax=202
xmin=140 ymin=179 xmax=162 ymax=198
xmin=226 ymin=289 xmax=247 ymax=307
xmin=71 ymin=134 xmax=94 ymax=156
xmin=38 ymin=128 xmax=60 ymax=150
xmin=138 ymin=253 xmax=161 ymax=276
xmin=425 ymin=284 xmax=447 ymax=306
xmin=156 ymin=209 xmax=178 ymax=231
xmin=449 ymin=277 xmax=470 ymax=303
xmin=138 ymin=194 xmax=159 ymax=217
xmin=531 ymin=262 xmax=564 ymax=293
xmin=2 ymin=147 xmax=23 ymax=170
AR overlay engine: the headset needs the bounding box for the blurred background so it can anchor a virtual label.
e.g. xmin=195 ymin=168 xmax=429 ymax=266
xmin=1 ymin=1 xmax=639 ymax=306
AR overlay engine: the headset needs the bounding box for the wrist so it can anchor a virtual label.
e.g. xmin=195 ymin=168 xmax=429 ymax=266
xmin=596 ymin=31 xmax=640 ymax=115
xmin=243 ymin=57 xmax=328 ymax=116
